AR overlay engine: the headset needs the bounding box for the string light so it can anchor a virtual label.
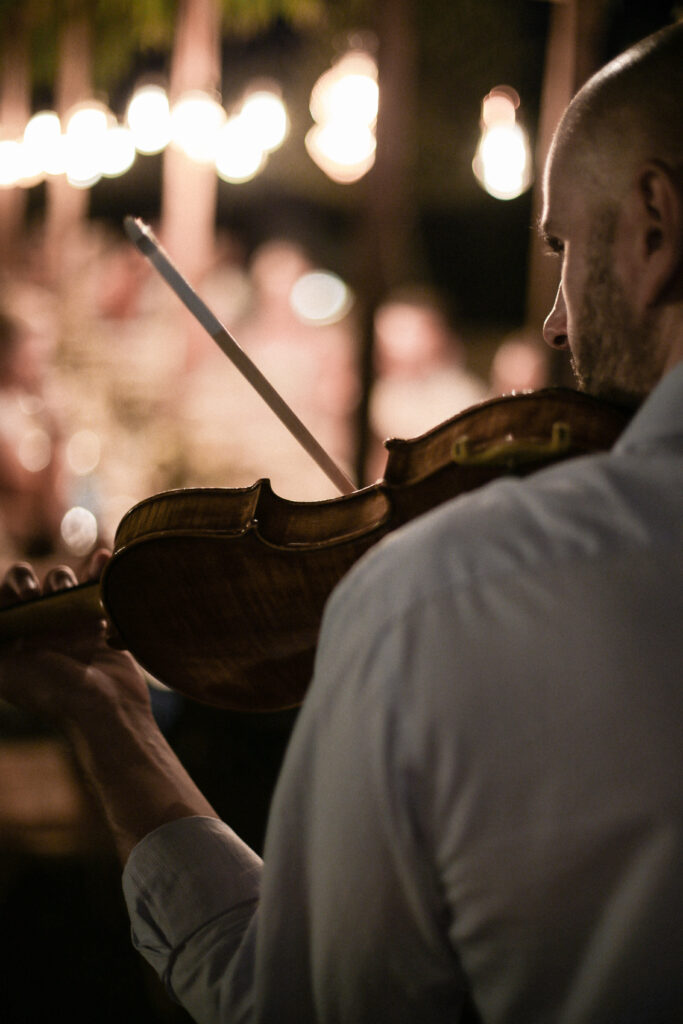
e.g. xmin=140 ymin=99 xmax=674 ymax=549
xmin=126 ymin=84 xmax=172 ymax=154
xmin=0 ymin=81 xmax=289 ymax=191
xmin=240 ymin=88 xmax=289 ymax=153
xmin=2 ymin=65 xmax=532 ymax=200
xmin=215 ymin=114 xmax=266 ymax=183
xmin=170 ymin=90 xmax=226 ymax=163
xmin=23 ymin=111 xmax=64 ymax=176
xmin=472 ymin=86 xmax=533 ymax=200
xmin=306 ymin=50 xmax=379 ymax=184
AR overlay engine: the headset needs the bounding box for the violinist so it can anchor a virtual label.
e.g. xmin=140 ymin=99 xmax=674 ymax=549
xmin=1 ymin=23 xmax=683 ymax=1024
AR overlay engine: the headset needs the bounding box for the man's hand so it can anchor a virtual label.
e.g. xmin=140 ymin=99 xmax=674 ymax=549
xmin=0 ymin=550 xmax=150 ymax=728
xmin=0 ymin=550 xmax=219 ymax=863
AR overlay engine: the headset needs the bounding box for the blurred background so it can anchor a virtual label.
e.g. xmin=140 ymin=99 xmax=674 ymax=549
xmin=0 ymin=1 xmax=679 ymax=1020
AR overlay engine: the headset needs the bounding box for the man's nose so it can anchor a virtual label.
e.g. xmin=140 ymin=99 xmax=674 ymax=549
xmin=543 ymin=284 xmax=569 ymax=349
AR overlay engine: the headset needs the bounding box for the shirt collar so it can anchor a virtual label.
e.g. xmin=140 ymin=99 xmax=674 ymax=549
xmin=613 ymin=361 xmax=683 ymax=453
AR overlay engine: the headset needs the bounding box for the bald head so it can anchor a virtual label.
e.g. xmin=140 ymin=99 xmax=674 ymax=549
xmin=549 ymin=22 xmax=683 ymax=201
xmin=540 ymin=22 xmax=683 ymax=401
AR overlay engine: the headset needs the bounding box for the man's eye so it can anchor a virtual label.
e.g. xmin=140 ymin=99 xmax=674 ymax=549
xmin=544 ymin=236 xmax=564 ymax=257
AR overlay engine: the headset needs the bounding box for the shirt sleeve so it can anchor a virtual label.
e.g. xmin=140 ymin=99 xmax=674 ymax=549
xmin=122 ymin=815 xmax=262 ymax=1023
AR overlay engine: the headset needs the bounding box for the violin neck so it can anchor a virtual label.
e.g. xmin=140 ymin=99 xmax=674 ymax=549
xmin=0 ymin=581 xmax=103 ymax=644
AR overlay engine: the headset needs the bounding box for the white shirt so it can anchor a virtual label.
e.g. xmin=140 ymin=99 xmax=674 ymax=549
xmin=123 ymin=363 xmax=683 ymax=1023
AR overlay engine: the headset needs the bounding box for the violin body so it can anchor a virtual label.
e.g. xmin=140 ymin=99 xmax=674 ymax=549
xmin=0 ymin=389 xmax=631 ymax=711
xmin=97 ymin=388 xmax=629 ymax=711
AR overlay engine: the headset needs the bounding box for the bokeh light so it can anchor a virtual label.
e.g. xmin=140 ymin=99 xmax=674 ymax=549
xmin=215 ymin=114 xmax=266 ymax=183
xmin=307 ymin=50 xmax=379 ymax=184
xmin=23 ymin=111 xmax=64 ymax=177
xmin=101 ymin=125 xmax=137 ymax=177
xmin=240 ymin=89 xmax=289 ymax=152
xmin=17 ymin=429 xmax=52 ymax=472
xmin=60 ymin=506 xmax=99 ymax=556
xmin=305 ymin=122 xmax=376 ymax=184
xmin=126 ymin=84 xmax=172 ymax=154
xmin=309 ymin=52 xmax=379 ymax=127
xmin=171 ymin=90 xmax=226 ymax=163
xmin=472 ymin=86 xmax=533 ymax=200
xmin=290 ymin=270 xmax=353 ymax=325
xmin=63 ymin=101 xmax=112 ymax=188
xmin=0 ymin=140 xmax=28 ymax=188
xmin=66 ymin=430 xmax=101 ymax=476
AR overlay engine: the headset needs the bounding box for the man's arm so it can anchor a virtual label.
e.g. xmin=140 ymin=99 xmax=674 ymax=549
xmin=0 ymin=557 xmax=263 ymax=1022
xmin=0 ymin=555 xmax=219 ymax=863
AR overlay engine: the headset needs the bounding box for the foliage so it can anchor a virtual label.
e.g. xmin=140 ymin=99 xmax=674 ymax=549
xmin=1 ymin=0 xmax=329 ymax=94
xmin=219 ymin=0 xmax=324 ymax=35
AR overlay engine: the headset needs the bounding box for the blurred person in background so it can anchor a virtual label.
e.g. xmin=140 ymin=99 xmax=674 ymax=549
xmin=488 ymin=330 xmax=549 ymax=396
xmin=367 ymin=286 xmax=487 ymax=479
xmin=0 ymin=23 xmax=682 ymax=1024
xmin=0 ymin=312 xmax=65 ymax=563
xmin=181 ymin=238 xmax=358 ymax=500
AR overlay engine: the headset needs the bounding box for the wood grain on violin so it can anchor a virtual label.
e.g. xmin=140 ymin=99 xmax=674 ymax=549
xmin=0 ymin=390 xmax=631 ymax=712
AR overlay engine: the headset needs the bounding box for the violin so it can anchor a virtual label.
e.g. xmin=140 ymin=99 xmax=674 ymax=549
xmin=0 ymin=387 xmax=630 ymax=712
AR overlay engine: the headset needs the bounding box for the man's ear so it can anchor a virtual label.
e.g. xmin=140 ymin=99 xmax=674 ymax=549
xmin=629 ymin=160 xmax=683 ymax=308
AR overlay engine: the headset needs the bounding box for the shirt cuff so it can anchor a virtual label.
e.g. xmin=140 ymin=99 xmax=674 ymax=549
xmin=122 ymin=816 xmax=262 ymax=980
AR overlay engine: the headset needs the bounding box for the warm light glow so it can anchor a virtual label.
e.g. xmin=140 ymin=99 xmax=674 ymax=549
xmin=64 ymin=102 xmax=112 ymax=188
xmin=0 ymin=140 xmax=27 ymax=188
xmin=60 ymin=506 xmax=99 ymax=556
xmin=307 ymin=50 xmax=379 ymax=184
xmin=473 ymin=86 xmax=532 ymax=200
xmin=100 ymin=125 xmax=136 ymax=177
xmin=17 ymin=429 xmax=51 ymax=472
xmin=482 ymin=88 xmax=518 ymax=128
xmin=473 ymin=123 xmax=531 ymax=199
xmin=215 ymin=115 xmax=266 ymax=183
xmin=305 ymin=122 xmax=376 ymax=183
xmin=23 ymin=111 xmax=64 ymax=176
xmin=290 ymin=270 xmax=353 ymax=325
xmin=66 ymin=103 xmax=110 ymax=138
xmin=66 ymin=430 xmax=101 ymax=475
xmin=171 ymin=91 xmax=226 ymax=163
xmin=126 ymin=84 xmax=172 ymax=154
xmin=24 ymin=110 xmax=61 ymax=147
xmin=310 ymin=52 xmax=378 ymax=127
xmin=240 ymin=89 xmax=289 ymax=152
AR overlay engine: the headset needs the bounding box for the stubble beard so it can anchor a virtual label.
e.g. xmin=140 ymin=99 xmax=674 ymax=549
xmin=572 ymin=214 xmax=662 ymax=408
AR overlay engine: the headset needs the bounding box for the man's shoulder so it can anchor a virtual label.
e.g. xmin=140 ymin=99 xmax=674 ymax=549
xmin=328 ymin=438 xmax=679 ymax=630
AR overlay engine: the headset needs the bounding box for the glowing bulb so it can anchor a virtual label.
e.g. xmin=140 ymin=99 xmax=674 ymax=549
xmin=290 ymin=271 xmax=353 ymax=324
xmin=473 ymin=122 xmax=531 ymax=200
xmin=64 ymin=102 xmax=112 ymax=188
xmin=126 ymin=85 xmax=171 ymax=153
xmin=473 ymin=86 xmax=532 ymax=200
xmin=240 ymin=90 xmax=289 ymax=152
xmin=60 ymin=506 xmax=98 ymax=556
xmin=101 ymin=125 xmax=136 ymax=177
xmin=23 ymin=111 xmax=64 ymax=176
xmin=66 ymin=104 xmax=110 ymax=138
xmin=310 ymin=52 xmax=378 ymax=126
xmin=482 ymin=87 xmax=519 ymax=128
xmin=215 ymin=115 xmax=266 ymax=183
xmin=171 ymin=91 xmax=226 ymax=163
xmin=305 ymin=122 xmax=376 ymax=183
xmin=0 ymin=136 xmax=47 ymax=188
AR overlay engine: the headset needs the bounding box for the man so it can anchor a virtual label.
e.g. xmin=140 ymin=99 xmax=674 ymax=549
xmin=1 ymin=23 xmax=682 ymax=1023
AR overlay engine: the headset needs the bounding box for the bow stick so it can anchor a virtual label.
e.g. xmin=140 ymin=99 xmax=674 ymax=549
xmin=124 ymin=216 xmax=355 ymax=496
